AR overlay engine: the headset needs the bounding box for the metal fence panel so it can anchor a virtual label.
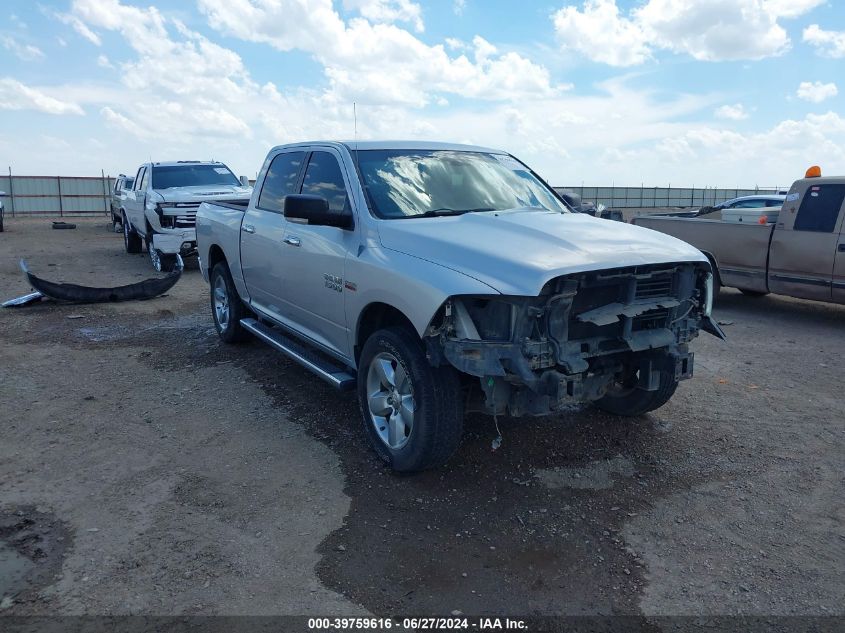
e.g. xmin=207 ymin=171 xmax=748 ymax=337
xmin=1 ymin=174 xmax=114 ymax=216
xmin=555 ymin=185 xmax=782 ymax=209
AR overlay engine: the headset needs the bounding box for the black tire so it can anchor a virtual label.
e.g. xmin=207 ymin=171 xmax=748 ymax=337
xmin=210 ymin=262 xmax=249 ymax=343
xmin=0 ymin=209 xmax=4 ymax=233
xmin=357 ymin=327 xmax=463 ymax=472
xmin=594 ymin=369 xmax=679 ymax=417
xmin=123 ymin=212 xmax=142 ymax=253
xmin=739 ymin=289 xmax=769 ymax=297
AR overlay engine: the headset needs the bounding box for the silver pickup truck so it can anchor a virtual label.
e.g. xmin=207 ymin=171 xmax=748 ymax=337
xmin=196 ymin=141 xmax=722 ymax=471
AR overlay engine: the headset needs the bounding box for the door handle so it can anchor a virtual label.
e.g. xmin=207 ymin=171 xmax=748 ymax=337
xmin=242 ymin=224 xmax=255 ymax=234
xmin=283 ymin=236 xmax=301 ymax=247
xmin=839 ymin=243 xmax=845 ymax=253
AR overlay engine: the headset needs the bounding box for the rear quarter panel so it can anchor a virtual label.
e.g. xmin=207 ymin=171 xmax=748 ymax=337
xmin=634 ymin=216 xmax=773 ymax=292
xmin=196 ymin=202 xmax=249 ymax=299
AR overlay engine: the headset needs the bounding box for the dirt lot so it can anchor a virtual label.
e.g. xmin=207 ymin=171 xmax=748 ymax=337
xmin=0 ymin=217 xmax=842 ymax=621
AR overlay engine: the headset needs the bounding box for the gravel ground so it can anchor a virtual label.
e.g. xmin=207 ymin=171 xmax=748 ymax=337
xmin=0 ymin=217 xmax=842 ymax=622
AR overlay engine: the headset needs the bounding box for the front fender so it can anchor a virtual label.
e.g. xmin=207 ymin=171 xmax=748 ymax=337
xmin=345 ymin=246 xmax=500 ymax=344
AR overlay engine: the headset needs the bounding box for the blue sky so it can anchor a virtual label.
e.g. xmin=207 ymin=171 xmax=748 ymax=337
xmin=0 ymin=0 xmax=843 ymax=187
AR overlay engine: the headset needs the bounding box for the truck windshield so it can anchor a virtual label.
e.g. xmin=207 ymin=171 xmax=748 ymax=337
xmin=151 ymin=164 xmax=240 ymax=189
xmin=354 ymin=149 xmax=569 ymax=219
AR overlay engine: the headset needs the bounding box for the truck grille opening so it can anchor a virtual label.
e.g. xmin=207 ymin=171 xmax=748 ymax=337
xmin=549 ymin=263 xmax=692 ymax=359
xmin=632 ymin=308 xmax=670 ymax=331
xmin=634 ymin=275 xmax=674 ymax=300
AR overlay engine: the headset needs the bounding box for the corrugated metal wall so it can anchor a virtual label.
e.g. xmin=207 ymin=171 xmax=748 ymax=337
xmin=0 ymin=175 xmax=784 ymax=216
xmin=0 ymin=175 xmax=114 ymax=216
xmin=555 ymin=186 xmax=783 ymax=209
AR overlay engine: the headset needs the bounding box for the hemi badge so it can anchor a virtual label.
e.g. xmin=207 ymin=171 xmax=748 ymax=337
xmin=344 ymin=281 xmax=357 ymax=292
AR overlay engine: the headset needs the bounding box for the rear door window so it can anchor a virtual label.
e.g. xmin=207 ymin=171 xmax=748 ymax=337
xmin=257 ymin=151 xmax=306 ymax=213
xmin=793 ymin=184 xmax=845 ymax=232
xmin=300 ymin=151 xmax=349 ymax=214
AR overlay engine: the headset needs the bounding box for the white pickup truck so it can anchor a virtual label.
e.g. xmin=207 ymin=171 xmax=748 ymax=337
xmin=196 ymin=141 xmax=723 ymax=471
xmin=120 ymin=161 xmax=252 ymax=271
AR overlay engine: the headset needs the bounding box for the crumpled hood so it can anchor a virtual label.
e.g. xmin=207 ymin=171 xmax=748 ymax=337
xmin=151 ymin=185 xmax=252 ymax=204
xmin=377 ymin=209 xmax=707 ymax=295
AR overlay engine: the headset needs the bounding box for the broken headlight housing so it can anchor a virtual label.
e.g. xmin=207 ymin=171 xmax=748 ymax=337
xmin=702 ymin=272 xmax=714 ymax=317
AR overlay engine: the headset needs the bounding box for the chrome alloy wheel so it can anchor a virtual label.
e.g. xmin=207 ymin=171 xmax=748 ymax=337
xmin=213 ymin=274 xmax=230 ymax=330
xmin=149 ymin=244 xmax=162 ymax=272
xmin=366 ymin=352 xmax=415 ymax=450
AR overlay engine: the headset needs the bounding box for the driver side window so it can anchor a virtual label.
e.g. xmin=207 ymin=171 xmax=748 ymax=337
xmin=300 ymin=152 xmax=350 ymax=214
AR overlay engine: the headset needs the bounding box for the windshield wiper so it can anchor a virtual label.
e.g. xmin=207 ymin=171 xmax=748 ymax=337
xmin=412 ymin=207 xmax=496 ymax=218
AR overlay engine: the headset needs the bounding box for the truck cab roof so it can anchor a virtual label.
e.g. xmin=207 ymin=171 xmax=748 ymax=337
xmin=145 ymin=161 xmax=227 ymax=167
xmin=268 ymin=140 xmax=507 ymax=155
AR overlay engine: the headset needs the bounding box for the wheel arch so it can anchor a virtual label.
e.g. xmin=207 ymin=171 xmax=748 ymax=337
xmin=207 ymin=243 xmax=227 ymax=272
xmin=699 ymin=250 xmax=722 ymax=286
xmin=354 ymin=302 xmax=417 ymax=364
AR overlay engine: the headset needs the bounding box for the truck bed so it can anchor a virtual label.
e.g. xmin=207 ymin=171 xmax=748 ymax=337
xmin=633 ymin=215 xmax=775 ymax=293
xmin=205 ymin=199 xmax=249 ymax=211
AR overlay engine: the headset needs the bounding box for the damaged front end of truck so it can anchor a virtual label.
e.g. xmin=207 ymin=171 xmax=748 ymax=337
xmin=425 ymin=262 xmax=723 ymax=417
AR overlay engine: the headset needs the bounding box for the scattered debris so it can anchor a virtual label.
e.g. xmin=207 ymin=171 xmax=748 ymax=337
xmin=51 ymin=221 xmax=77 ymax=230
xmin=1 ymin=291 xmax=43 ymax=308
xmin=718 ymin=320 xmax=734 ymax=326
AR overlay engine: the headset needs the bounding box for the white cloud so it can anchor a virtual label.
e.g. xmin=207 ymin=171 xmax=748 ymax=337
xmin=553 ymin=0 xmax=823 ymax=67
xmin=1 ymin=36 xmax=45 ymax=61
xmin=553 ymin=0 xmax=650 ymax=67
xmin=69 ymin=0 xmax=253 ymax=141
xmin=796 ymin=81 xmax=838 ymax=103
xmin=714 ymin=103 xmax=749 ymax=120
xmin=763 ymin=0 xmax=825 ymax=19
xmin=96 ymin=54 xmax=114 ymax=68
xmin=342 ymin=0 xmax=424 ymax=32
xmin=198 ymin=0 xmax=559 ymax=106
xmin=53 ymin=10 xmax=102 ymax=45
xmin=803 ymin=25 xmax=845 ymax=58
xmin=0 ymin=78 xmax=84 ymax=115
xmin=650 ymin=111 xmax=845 ymax=186
xmin=454 ymin=0 xmax=466 ymax=15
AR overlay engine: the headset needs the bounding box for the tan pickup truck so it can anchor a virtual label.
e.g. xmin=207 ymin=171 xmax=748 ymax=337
xmin=634 ymin=170 xmax=845 ymax=304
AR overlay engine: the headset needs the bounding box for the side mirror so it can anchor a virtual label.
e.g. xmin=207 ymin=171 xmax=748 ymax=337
xmin=239 ymin=175 xmax=250 ymax=187
xmin=284 ymin=194 xmax=352 ymax=229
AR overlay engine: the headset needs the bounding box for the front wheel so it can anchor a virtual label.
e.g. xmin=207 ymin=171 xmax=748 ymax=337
xmin=210 ymin=262 xmax=249 ymax=343
xmin=147 ymin=238 xmax=177 ymax=272
xmin=594 ymin=368 xmax=679 ymax=417
xmin=358 ymin=327 xmax=463 ymax=472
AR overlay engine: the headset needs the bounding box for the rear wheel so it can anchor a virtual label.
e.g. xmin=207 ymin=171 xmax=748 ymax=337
xmin=123 ymin=212 xmax=142 ymax=253
xmin=358 ymin=327 xmax=463 ymax=472
xmin=210 ymin=262 xmax=249 ymax=343
xmin=594 ymin=368 xmax=679 ymax=417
